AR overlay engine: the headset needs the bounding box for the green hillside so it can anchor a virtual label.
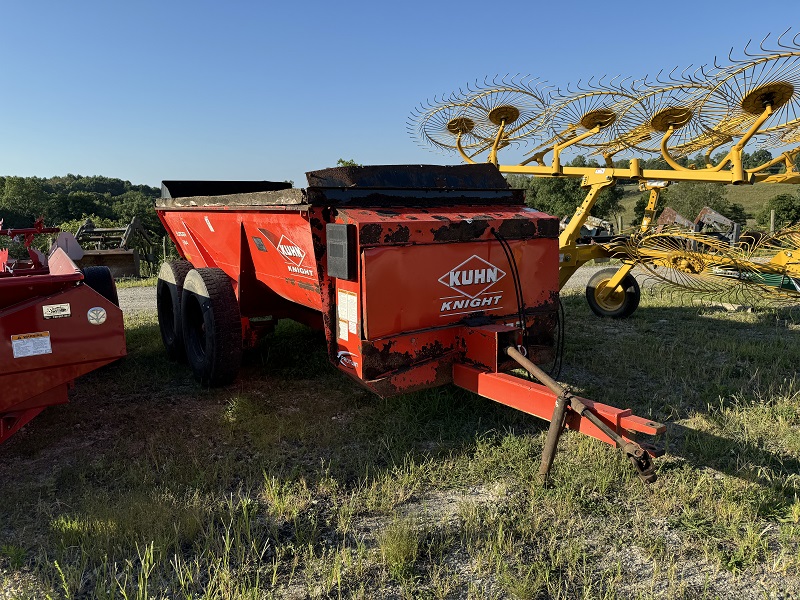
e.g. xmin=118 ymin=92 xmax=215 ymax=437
xmin=617 ymin=182 xmax=800 ymax=229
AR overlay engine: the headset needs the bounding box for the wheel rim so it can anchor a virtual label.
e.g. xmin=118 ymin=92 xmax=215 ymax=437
xmin=593 ymin=279 xmax=626 ymax=312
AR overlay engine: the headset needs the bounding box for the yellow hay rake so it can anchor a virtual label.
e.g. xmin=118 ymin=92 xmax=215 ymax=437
xmin=408 ymin=31 xmax=800 ymax=316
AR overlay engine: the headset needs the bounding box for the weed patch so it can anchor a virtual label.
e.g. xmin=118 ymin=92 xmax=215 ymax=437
xmin=1 ymin=293 xmax=799 ymax=598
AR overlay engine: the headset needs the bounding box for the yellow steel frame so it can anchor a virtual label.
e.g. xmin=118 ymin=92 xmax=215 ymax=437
xmin=454 ymin=101 xmax=800 ymax=305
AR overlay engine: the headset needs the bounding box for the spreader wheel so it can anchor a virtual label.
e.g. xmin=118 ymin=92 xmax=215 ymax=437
xmin=585 ymin=268 xmax=641 ymax=318
xmin=82 ymin=266 xmax=119 ymax=306
xmin=181 ymin=268 xmax=242 ymax=386
xmin=157 ymin=260 xmax=193 ymax=361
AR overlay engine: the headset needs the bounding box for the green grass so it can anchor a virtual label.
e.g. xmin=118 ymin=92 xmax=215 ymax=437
xmin=1 ymin=291 xmax=799 ymax=598
xmin=115 ymin=276 xmax=157 ymax=289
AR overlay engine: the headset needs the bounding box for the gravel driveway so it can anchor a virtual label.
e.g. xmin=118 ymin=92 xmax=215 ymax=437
xmin=118 ymin=285 xmax=157 ymax=315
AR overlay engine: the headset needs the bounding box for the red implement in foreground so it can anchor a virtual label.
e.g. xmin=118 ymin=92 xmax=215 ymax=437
xmin=0 ymin=220 xmax=127 ymax=444
xmin=155 ymin=165 xmax=664 ymax=481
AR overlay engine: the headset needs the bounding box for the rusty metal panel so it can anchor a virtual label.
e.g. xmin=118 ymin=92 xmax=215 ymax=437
xmin=339 ymin=206 xmax=559 ymax=246
xmin=656 ymin=206 xmax=693 ymax=228
xmin=305 ymin=164 xmax=511 ymax=189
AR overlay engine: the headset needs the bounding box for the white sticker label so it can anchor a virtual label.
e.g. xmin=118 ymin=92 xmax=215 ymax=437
xmin=338 ymin=319 xmax=349 ymax=341
xmin=11 ymin=332 xmax=52 ymax=358
xmin=346 ymin=293 xmax=357 ymax=324
xmin=204 ymin=216 xmax=215 ymax=232
xmin=43 ymin=303 xmax=71 ymax=319
xmin=337 ymin=289 xmax=358 ymax=338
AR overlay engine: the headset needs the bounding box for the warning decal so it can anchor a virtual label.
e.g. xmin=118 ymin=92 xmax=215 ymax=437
xmin=11 ymin=331 xmax=52 ymax=358
xmin=337 ymin=289 xmax=358 ymax=340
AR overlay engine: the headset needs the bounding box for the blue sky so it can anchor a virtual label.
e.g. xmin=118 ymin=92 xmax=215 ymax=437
xmin=0 ymin=0 xmax=796 ymax=188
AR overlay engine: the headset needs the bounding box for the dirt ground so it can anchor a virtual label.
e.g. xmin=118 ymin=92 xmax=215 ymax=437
xmin=4 ymin=265 xmax=798 ymax=599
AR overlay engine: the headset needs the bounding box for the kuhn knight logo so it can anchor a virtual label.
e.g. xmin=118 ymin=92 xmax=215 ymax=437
xmin=258 ymin=228 xmax=315 ymax=278
xmin=438 ymin=255 xmax=505 ymax=314
xmin=276 ymin=236 xmax=306 ymax=265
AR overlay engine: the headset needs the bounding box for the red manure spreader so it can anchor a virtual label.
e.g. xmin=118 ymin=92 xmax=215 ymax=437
xmin=0 ymin=220 xmax=126 ymax=444
xmin=155 ymin=165 xmax=664 ymax=481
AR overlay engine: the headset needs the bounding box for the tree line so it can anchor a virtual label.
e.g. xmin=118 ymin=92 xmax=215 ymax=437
xmin=2 ymin=156 xmax=798 ymax=240
xmin=0 ymin=175 xmax=162 ymax=234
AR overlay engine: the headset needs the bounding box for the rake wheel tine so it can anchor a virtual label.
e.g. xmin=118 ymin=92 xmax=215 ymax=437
xmin=668 ymin=65 xmax=680 ymax=81
xmin=776 ymin=27 xmax=791 ymax=49
xmin=741 ymin=40 xmax=753 ymax=58
xmin=759 ymin=33 xmax=768 ymax=53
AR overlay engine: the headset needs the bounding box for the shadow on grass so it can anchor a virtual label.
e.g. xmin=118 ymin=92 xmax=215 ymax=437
xmin=561 ymin=294 xmax=800 ymax=495
xmin=2 ymin=298 xmax=799 ymax=596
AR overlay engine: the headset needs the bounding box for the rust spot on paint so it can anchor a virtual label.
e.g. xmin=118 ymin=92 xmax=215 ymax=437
xmin=430 ymin=219 xmax=490 ymax=242
xmin=383 ymin=225 xmax=410 ymax=244
xmin=361 ymin=338 xmax=452 ymax=381
xmin=497 ymin=218 xmax=537 ymax=239
xmin=360 ymin=223 xmax=382 ymax=245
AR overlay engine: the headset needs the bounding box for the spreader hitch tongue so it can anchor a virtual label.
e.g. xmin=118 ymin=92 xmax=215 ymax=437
xmin=504 ymin=347 xmax=658 ymax=485
xmin=623 ymin=442 xmax=657 ymax=484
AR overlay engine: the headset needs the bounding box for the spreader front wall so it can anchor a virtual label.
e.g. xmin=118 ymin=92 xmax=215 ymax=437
xmin=361 ymin=239 xmax=558 ymax=340
xmin=326 ymin=205 xmax=560 ymax=392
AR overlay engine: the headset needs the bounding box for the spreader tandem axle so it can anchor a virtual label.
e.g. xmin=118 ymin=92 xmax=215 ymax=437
xmin=155 ymin=165 xmax=664 ymax=482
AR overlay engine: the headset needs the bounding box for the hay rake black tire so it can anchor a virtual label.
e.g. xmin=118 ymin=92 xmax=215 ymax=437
xmin=585 ymin=268 xmax=641 ymax=318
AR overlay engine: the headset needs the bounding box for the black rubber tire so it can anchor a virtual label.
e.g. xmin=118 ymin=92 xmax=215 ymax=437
xmin=82 ymin=266 xmax=119 ymax=307
xmin=585 ymin=268 xmax=641 ymax=318
xmin=181 ymin=268 xmax=242 ymax=386
xmin=157 ymin=260 xmax=193 ymax=362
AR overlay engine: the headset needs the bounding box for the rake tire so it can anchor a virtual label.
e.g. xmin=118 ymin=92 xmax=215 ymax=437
xmin=181 ymin=268 xmax=242 ymax=387
xmin=586 ymin=268 xmax=641 ymax=318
